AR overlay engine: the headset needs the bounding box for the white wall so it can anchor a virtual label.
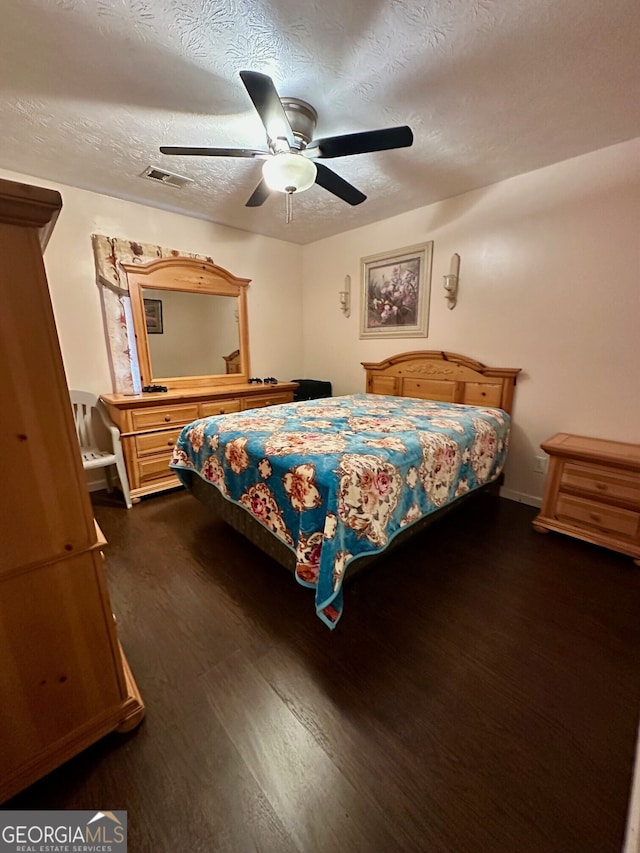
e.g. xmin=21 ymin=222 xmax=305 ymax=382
xmin=0 ymin=167 xmax=304 ymax=394
xmin=4 ymin=138 xmax=638 ymax=505
xmin=301 ymin=138 xmax=640 ymax=505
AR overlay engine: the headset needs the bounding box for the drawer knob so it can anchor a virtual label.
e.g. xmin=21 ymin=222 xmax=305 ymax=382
xmin=595 ymin=482 xmax=607 ymax=491
xmin=164 ymin=415 xmax=171 ymax=422
xmin=589 ymin=513 xmax=601 ymax=522
xmin=167 ymin=440 xmax=174 ymax=446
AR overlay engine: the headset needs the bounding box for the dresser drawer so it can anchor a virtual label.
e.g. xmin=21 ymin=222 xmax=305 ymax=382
xmin=137 ymin=455 xmax=179 ymax=485
xmin=243 ymin=392 xmax=292 ymax=410
xmin=556 ymin=494 xmax=640 ymax=540
xmin=200 ymin=399 xmax=242 ymax=417
xmin=131 ymin=404 xmax=199 ymax=431
xmin=560 ymin=461 xmax=640 ymax=507
xmin=134 ymin=428 xmax=183 ymax=457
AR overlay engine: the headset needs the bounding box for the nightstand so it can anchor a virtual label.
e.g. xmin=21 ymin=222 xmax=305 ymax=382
xmin=533 ymin=433 xmax=640 ymax=565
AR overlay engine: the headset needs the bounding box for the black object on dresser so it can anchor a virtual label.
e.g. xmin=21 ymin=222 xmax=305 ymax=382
xmin=291 ymin=379 xmax=332 ymax=401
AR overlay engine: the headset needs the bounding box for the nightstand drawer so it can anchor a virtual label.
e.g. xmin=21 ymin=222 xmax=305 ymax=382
xmin=131 ymin=404 xmax=199 ymax=431
xmin=560 ymin=461 xmax=640 ymax=507
xmin=200 ymin=399 xmax=242 ymax=417
xmin=534 ymin=432 xmax=640 ymax=563
xmin=134 ymin=428 xmax=183 ymax=457
xmin=556 ymin=494 xmax=640 ymax=540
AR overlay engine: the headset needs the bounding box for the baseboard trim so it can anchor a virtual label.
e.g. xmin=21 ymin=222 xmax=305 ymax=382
xmin=499 ymin=488 xmax=542 ymax=508
xmin=86 ymin=473 xmax=107 ymax=492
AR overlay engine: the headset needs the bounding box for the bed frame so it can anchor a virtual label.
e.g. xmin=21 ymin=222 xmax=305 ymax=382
xmin=183 ymin=351 xmax=521 ymax=578
xmin=184 ymin=468 xmax=499 ymax=579
xmin=362 ymin=350 xmax=520 ymax=414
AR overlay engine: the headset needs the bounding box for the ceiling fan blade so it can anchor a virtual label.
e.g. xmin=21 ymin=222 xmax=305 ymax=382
xmin=314 ymin=163 xmax=366 ymax=206
xmin=306 ymin=126 xmax=413 ymax=159
xmin=245 ymin=179 xmax=272 ymax=208
xmin=239 ymin=70 xmax=295 ymax=149
xmin=160 ymin=146 xmax=268 ymax=158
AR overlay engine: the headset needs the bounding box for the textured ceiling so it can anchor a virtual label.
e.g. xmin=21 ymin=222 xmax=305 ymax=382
xmin=2 ymin=0 xmax=639 ymax=244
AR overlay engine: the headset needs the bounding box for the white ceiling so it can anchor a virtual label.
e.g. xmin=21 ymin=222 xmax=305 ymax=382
xmin=2 ymin=0 xmax=639 ymax=245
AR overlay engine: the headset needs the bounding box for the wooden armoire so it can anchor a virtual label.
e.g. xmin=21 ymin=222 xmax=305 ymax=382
xmin=0 ymin=178 xmax=144 ymax=802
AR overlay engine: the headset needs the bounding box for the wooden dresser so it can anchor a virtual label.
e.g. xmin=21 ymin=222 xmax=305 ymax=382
xmin=533 ymin=433 xmax=640 ymax=565
xmin=102 ymin=383 xmax=298 ymax=501
xmin=0 ymin=178 xmax=144 ymax=802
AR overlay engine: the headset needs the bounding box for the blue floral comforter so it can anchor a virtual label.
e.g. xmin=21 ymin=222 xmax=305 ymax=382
xmin=170 ymin=394 xmax=510 ymax=628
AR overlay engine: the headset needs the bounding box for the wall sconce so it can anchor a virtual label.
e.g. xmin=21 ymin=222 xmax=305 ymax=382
xmin=443 ymin=253 xmax=460 ymax=310
xmin=339 ymin=275 xmax=351 ymax=317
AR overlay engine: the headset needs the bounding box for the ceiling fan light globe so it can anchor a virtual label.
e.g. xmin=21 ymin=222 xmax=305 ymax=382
xmin=262 ymin=152 xmax=317 ymax=194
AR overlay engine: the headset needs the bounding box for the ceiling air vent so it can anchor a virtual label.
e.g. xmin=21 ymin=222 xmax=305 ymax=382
xmin=141 ymin=166 xmax=194 ymax=189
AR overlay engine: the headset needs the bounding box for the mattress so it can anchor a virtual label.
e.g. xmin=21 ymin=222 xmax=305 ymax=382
xmin=170 ymin=394 xmax=511 ymax=628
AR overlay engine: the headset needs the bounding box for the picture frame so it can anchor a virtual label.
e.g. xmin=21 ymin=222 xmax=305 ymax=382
xmin=143 ymin=298 xmax=163 ymax=334
xmin=360 ymin=241 xmax=433 ymax=339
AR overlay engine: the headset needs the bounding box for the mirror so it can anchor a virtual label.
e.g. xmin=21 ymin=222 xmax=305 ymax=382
xmin=122 ymin=257 xmax=251 ymax=390
xmin=142 ymin=289 xmax=239 ymax=378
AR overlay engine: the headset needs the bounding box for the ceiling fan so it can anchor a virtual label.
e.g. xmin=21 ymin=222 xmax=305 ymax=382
xmin=160 ymin=70 xmax=413 ymax=216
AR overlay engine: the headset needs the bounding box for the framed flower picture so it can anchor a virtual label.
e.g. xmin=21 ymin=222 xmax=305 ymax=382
xmin=359 ymin=241 xmax=433 ymax=339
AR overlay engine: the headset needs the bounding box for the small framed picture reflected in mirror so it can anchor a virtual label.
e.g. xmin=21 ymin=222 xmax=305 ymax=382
xmin=143 ymin=298 xmax=163 ymax=334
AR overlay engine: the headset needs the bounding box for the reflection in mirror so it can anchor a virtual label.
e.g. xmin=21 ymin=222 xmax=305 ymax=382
xmin=142 ymin=288 xmax=240 ymax=379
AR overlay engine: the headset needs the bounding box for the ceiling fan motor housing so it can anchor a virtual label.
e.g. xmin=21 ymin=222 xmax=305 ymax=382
xmin=279 ymin=98 xmax=318 ymax=150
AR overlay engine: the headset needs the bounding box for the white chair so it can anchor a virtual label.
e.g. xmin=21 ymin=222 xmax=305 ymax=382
xmin=70 ymin=390 xmax=132 ymax=509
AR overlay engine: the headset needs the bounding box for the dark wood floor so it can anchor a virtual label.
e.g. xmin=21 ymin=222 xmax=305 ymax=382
xmin=6 ymin=488 xmax=640 ymax=852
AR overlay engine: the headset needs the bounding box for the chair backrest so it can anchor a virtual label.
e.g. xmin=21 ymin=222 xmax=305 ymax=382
xmin=69 ymin=390 xmax=100 ymax=452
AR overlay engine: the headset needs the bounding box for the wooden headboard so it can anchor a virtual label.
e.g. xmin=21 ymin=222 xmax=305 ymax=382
xmin=362 ymin=351 xmax=521 ymax=414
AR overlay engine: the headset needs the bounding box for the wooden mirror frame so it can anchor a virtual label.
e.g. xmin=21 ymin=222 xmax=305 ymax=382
xmin=122 ymin=257 xmax=251 ymax=390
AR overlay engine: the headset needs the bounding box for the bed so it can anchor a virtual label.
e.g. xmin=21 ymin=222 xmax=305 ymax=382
xmin=170 ymin=351 xmax=521 ymax=628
